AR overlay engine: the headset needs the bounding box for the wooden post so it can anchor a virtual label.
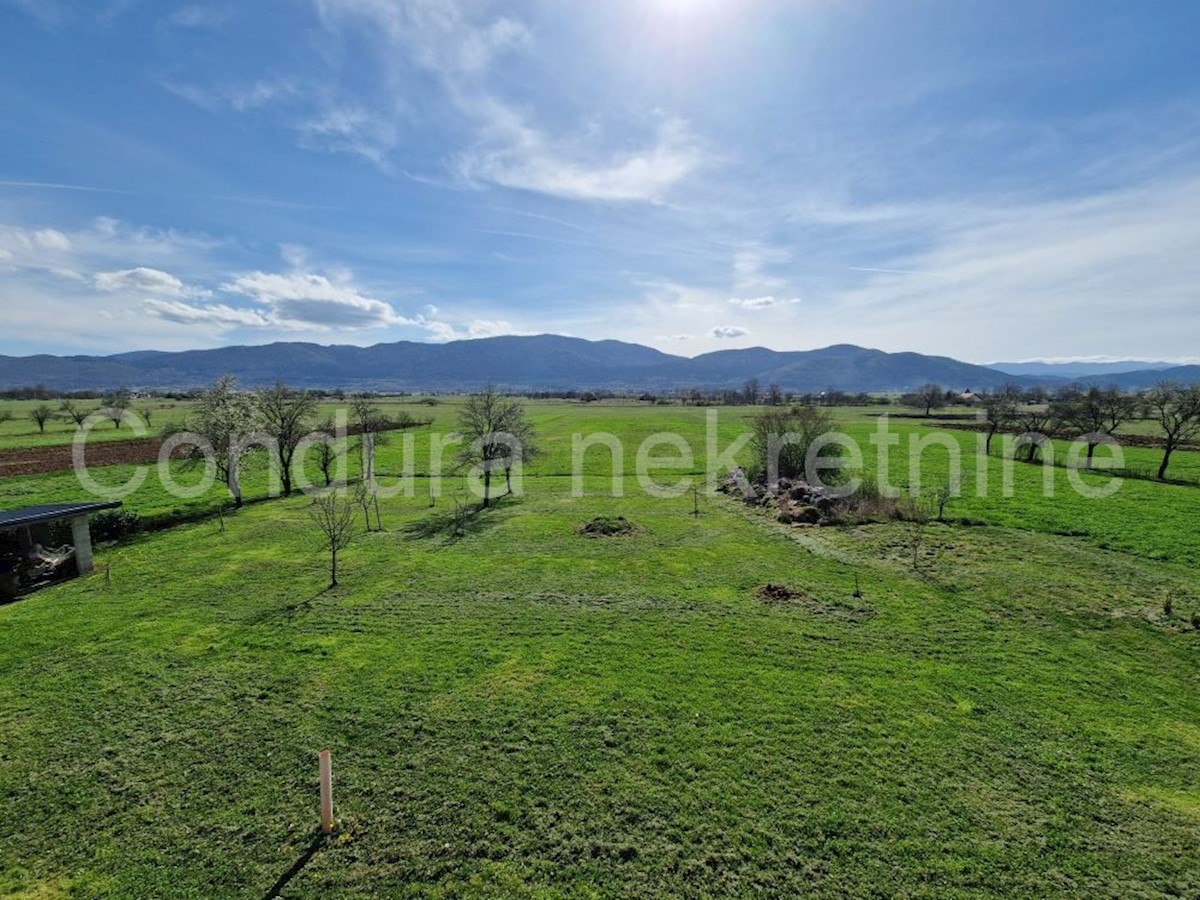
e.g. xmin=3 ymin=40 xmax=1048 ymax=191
xmin=318 ymin=749 xmax=334 ymax=834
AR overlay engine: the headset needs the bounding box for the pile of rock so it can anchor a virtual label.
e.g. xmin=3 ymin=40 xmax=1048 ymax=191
xmin=719 ymin=468 xmax=840 ymax=526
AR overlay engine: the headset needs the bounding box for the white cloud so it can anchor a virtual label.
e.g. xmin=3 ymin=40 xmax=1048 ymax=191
xmin=94 ymin=266 xmax=209 ymax=298
xmin=460 ymin=112 xmax=706 ymax=203
xmin=314 ymin=0 xmax=530 ymax=79
xmin=314 ymin=0 xmax=705 ymax=201
xmin=711 ymin=325 xmax=749 ymax=339
xmin=167 ymin=5 xmax=231 ymax=28
xmin=143 ymin=299 xmax=270 ymax=327
xmin=826 ymin=174 xmax=1200 ymax=359
xmin=295 ymin=102 xmax=399 ymax=167
xmin=728 ymin=295 xmax=800 ymax=309
xmin=218 ymin=271 xmax=409 ymax=329
xmin=34 ymin=229 xmax=72 ymax=250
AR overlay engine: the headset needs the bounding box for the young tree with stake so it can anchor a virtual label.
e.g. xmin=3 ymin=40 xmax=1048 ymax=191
xmin=309 ymin=491 xmax=356 ymax=587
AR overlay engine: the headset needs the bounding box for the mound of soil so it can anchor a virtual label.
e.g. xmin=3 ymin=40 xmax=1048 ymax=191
xmin=579 ymin=516 xmax=634 ymax=537
xmin=758 ymin=583 xmax=804 ymax=602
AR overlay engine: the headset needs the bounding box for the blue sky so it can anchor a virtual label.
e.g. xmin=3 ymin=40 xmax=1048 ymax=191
xmin=1 ymin=0 xmax=1198 ymax=362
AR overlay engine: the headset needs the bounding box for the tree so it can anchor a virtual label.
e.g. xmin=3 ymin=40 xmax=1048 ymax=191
xmin=351 ymin=394 xmax=390 ymax=485
xmin=1145 ymin=382 xmax=1200 ymax=480
xmin=312 ymin=416 xmax=342 ymax=487
xmin=912 ymin=384 xmax=944 ymax=417
xmin=309 ymin=491 xmax=356 ymax=587
xmin=184 ymin=376 xmax=259 ymax=508
xmin=455 ymin=386 xmax=536 ymax=508
xmin=979 ymin=386 xmax=1020 ymax=456
xmin=765 ymin=383 xmax=784 ymax=406
xmin=748 ymin=404 xmax=842 ymax=483
xmin=59 ymin=400 xmax=90 ymax=428
xmin=30 ymin=404 xmax=54 ymax=433
xmin=742 ymin=378 xmax=760 ymax=406
xmin=102 ymin=388 xmax=132 ymax=429
xmin=1051 ymin=385 xmax=1134 ymax=464
xmin=256 ymin=381 xmax=318 ymax=496
xmin=1013 ymin=408 xmax=1057 ymax=462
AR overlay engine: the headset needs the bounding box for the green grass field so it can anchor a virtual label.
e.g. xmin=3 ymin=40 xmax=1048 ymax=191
xmin=2 ymin=402 xmax=1199 ymax=897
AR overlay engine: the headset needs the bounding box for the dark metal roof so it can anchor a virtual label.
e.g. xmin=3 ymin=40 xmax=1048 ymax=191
xmin=0 ymin=501 xmax=122 ymax=530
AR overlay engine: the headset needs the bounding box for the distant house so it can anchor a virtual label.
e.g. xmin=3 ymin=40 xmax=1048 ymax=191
xmin=958 ymin=390 xmax=981 ymax=405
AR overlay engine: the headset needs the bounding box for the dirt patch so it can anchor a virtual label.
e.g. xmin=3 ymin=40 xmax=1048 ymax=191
xmin=758 ymin=583 xmax=805 ymax=603
xmin=0 ymin=436 xmax=183 ymax=478
xmin=579 ymin=516 xmax=634 ymax=537
xmin=755 ymin=583 xmax=875 ymax=622
xmin=0 ymin=421 xmax=417 ymax=479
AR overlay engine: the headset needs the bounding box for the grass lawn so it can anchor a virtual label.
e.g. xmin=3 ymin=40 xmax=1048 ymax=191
xmin=2 ymin=398 xmax=1199 ymax=896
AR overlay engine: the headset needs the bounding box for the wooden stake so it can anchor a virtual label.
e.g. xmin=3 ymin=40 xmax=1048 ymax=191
xmin=318 ymin=749 xmax=334 ymax=834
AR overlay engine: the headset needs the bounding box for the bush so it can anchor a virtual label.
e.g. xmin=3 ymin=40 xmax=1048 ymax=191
xmin=89 ymin=510 xmax=143 ymax=543
xmin=748 ymin=405 xmax=844 ymax=482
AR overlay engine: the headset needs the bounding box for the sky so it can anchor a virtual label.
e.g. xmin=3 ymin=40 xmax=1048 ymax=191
xmin=1 ymin=0 xmax=1198 ymax=363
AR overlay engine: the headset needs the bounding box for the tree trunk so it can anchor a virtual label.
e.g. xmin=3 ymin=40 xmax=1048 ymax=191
xmin=330 ymin=549 xmax=338 ymax=587
xmin=1158 ymin=444 xmax=1174 ymax=481
xmin=505 ymin=466 xmax=512 ymax=495
xmin=280 ymin=461 xmax=293 ymax=496
xmin=985 ymin=429 xmax=994 ymax=456
xmin=1086 ymin=441 xmax=1096 ymax=466
xmin=483 ymin=470 xmax=491 ymax=508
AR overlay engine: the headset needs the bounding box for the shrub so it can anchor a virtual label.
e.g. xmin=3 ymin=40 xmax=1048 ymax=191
xmin=89 ymin=510 xmax=143 ymax=543
xmin=747 ymin=405 xmax=844 ymax=482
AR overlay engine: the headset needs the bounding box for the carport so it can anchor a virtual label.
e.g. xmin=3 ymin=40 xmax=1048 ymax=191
xmin=0 ymin=501 xmax=122 ymax=597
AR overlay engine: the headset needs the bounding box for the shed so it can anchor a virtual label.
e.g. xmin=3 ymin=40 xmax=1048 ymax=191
xmin=0 ymin=501 xmax=121 ymax=596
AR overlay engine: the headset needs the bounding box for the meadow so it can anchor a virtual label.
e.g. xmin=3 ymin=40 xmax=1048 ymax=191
xmin=1 ymin=400 xmax=1198 ymax=897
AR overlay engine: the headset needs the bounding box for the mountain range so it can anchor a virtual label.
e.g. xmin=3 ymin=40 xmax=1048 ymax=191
xmin=2 ymin=336 xmax=1197 ymax=393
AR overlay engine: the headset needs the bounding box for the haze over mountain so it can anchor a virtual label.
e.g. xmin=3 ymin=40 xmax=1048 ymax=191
xmin=987 ymin=360 xmax=1184 ymax=378
xmin=3 ymin=336 xmax=1197 ymax=394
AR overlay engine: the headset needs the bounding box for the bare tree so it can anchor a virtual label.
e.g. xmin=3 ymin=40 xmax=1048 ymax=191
xmin=59 ymin=400 xmax=91 ymax=428
xmin=102 ymin=388 xmax=131 ymax=429
xmin=742 ymin=378 xmax=760 ymax=406
xmin=256 ymin=381 xmax=318 ymax=496
xmin=765 ymin=383 xmax=784 ymax=406
xmin=351 ymin=394 xmax=390 ymax=485
xmin=29 ymin=404 xmax=54 ymax=433
xmin=1014 ymin=408 xmax=1057 ymax=462
xmin=312 ymin=416 xmax=342 ymax=487
xmin=911 ymin=384 xmax=944 ymax=417
xmin=455 ymin=386 xmax=536 ymax=508
xmin=1051 ymin=385 xmax=1134 ymax=464
xmin=1145 ymin=382 xmax=1200 ymax=480
xmin=183 ymin=376 xmax=259 ymax=508
xmin=352 ymin=480 xmax=377 ymax=532
xmin=309 ymin=491 xmax=356 ymax=587
xmin=979 ymin=386 xmax=1020 ymax=455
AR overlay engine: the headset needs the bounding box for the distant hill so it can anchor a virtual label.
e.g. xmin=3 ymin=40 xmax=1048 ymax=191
xmin=1075 ymin=365 xmax=1200 ymax=391
xmin=988 ymin=360 xmax=1182 ymax=378
xmin=2 ymin=336 xmax=1197 ymax=393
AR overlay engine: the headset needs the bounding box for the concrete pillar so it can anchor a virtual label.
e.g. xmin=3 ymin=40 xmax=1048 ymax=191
xmin=70 ymin=516 xmax=94 ymax=575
